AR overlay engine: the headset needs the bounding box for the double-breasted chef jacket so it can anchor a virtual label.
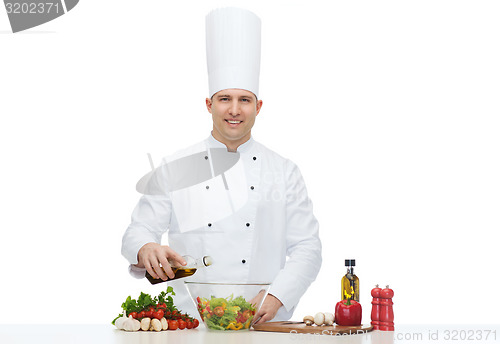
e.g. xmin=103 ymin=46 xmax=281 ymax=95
xmin=122 ymin=134 xmax=322 ymax=321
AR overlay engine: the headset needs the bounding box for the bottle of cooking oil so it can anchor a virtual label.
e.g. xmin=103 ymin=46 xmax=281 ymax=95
xmin=146 ymin=255 xmax=212 ymax=285
xmin=341 ymin=259 xmax=360 ymax=301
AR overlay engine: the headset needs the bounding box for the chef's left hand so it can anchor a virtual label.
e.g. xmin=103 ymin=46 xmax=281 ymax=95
xmin=252 ymin=293 xmax=283 ymax=324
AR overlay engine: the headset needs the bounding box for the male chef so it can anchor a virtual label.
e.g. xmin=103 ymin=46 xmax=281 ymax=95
xmin=121 ymin=7 xmax=322 ymax=323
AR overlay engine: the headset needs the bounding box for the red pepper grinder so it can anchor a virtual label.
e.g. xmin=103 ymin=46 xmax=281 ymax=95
xmin=379 ymin=285 xmax=394 ymax=331
xmin=370 ymin=284 xmax=382 ymax=330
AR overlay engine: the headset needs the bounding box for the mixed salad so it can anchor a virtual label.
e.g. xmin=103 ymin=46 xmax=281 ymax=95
xmin=197 ymin=294 xmax=256 ymax=331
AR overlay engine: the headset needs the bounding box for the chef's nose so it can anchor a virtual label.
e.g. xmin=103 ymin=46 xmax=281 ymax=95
xmin=228 ymin=99 xmax=241 ymax=116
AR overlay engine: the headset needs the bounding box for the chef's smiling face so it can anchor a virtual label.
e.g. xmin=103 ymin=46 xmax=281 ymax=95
xmin=206 ymin=88 xmax=263 ymax=151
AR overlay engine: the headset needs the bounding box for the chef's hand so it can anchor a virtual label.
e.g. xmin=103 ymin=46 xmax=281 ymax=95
xmin=136 ymin=243 xmax=186 ymax=281
xmin=252 ymin=293 xmax=283 ymax=324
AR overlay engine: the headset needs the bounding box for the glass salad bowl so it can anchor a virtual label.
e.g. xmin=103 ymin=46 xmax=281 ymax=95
xmin=185 ymin=281 xmax=271 ymax=331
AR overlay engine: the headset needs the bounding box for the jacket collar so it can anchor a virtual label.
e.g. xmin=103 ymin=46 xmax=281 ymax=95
xmin=207 ymin=132 xmax=254 ymax=153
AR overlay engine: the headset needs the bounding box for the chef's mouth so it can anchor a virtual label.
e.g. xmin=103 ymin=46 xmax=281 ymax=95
xmin=225 ymin=119 xmax=242 ymax=125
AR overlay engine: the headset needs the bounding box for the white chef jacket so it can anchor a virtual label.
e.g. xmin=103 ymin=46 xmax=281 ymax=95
xmin=122 ymin=134 xmax=322 ymax=321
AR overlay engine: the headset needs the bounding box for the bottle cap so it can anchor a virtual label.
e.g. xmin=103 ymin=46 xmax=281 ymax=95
xmin=345 ymin=259 xmax=356 ymax=267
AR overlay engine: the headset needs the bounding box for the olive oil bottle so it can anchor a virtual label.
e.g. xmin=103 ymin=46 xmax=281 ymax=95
xmin=341 ymin=259 xmax=360 ymax=301
xmin=146 ymin=255 xmax=212 ymax=285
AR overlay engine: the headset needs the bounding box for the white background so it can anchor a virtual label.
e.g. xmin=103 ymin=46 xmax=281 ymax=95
xmin=1 ymin=0 xmax=499 ymax=325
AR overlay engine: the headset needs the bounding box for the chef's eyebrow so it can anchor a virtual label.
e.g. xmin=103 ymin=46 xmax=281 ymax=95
xmin=213 ymin=94 xmax=257 ymax=101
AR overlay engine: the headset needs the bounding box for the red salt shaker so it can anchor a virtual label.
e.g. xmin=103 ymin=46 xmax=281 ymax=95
xmin=370 ymin=284 xmax=382 ymax=330
xmin=379 ymin=285 xmax=394 ymax=331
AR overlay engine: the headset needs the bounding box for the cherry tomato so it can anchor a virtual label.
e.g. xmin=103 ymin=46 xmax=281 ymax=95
xmin=186 ymin=320 xmax=194 ymax=329
xmin=157 ymin=302 xmax=167 ymax=309
xmin=128 ymin=312 xmax=138 ymax=319
xmin=213 ymin=306 xmax=224 ymax=317
xmin=145 ymin=307 xmax=155 ymax=318
xmin=136 ymin=311 xmax=146 ymax=319
xmin=153 ymin=309 xmax=164 ymax=320
xmin=168 ymin=320 xmax=179 ymax=330
xmin=193 ymin=319 xmax=199 ymax=328
xmin=178 ymin=319 xmax=186 ymax=330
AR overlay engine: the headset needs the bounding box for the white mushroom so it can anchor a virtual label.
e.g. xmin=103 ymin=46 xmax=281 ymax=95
xmin=324 ymin=312 xmax=334 ymax=326
xmin=150 ymin=318 xmax=162 ymax=332
xmin=314 ymin=312 xmax=325 ymax=326
xmin=160 ymin=317 xmax=169 ymax=330
xmin=140 ymin=317 xmax=151 ymax=331
xmin=303 ymin=315 xmax=314 ymax=326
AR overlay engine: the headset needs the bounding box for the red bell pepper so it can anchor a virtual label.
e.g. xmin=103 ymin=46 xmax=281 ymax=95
xmin=335 ymin=299 xmax=362 ymax=326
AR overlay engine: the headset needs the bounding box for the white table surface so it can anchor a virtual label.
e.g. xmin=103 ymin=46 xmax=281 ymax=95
xmin=1 ymin=324 xmax=498 ymax=344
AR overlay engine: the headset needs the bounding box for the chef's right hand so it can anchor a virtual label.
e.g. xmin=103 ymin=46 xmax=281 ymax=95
xmin=136 ymin=243 xmax=186 ymax=281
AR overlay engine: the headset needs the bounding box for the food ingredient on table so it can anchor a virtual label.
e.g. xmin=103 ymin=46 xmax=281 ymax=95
xmin=122 ymin=315 xmax=141 ymax=332
xmin=150 ymin=319 xmax=162 ymax=332
xmin=115 ymin=311 xmax=128 ymax=330
xmin=196 ymin=294 xmax=256 ymax=331
xmin=112 ymin=287 xmax=199 ymax=331
xmin=169 ymin=320 xmax=179 ymax=330
xmin=303 ymin=312 xmax=334 ymax=326
xmin=161 ymin=317 xmax=169 ymax=330
xmin=324 ymin=312 xmax=334 ymax=326
xmin=314 ymin=312 xmax=325 ymax=326
xmin=335 ymin=298 xmax=362 ymax=326
xmin=303 ymin=315 xmax=314 ymax=326
xmin=140 ymin=318 xmax=151 ymax=331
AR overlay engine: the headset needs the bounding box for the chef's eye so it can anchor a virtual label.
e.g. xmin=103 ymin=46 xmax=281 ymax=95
xmin=241 ymin=98 xmax=251 ymax=102
xmin=220 ymin=97 xmax=230 ymax=101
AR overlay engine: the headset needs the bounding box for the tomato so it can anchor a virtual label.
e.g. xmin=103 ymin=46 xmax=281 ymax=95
xmin=213 ymin=306 xmax=224 ymax=317
xmin=177 ymin=319 xmax=187 ymax=330
xmin=153 ymin=309 xmax=164 ymax=320
xmin=193 ymin=319 xmax=199 ymax=328
xmin=242 ymin=310 xmax=251 ymax=320
xmin=128 ymin=312 xmax=138 ymax=319
xmin=137 ymin=311 xmax=146 ymax=319
xmin=236 ymin=312 xmax=246 ymax=323
xmin=178 ymin=319 xmax=186 ymax=330
xmin=144 ymin=307 xmax=155 ymax=318
xmin=157 ymin=302 xmax=167 ymax=309
xmin=186 ymin=320 xmax=194 ymax=329
xmin=168 ymin=320 xmax=179 ymax=330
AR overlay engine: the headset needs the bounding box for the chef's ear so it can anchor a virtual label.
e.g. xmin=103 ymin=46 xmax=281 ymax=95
xmin=206 ymin=97 xmax=213 ymax=113
xmin=256 ymin=99 xmax=263 ymax=115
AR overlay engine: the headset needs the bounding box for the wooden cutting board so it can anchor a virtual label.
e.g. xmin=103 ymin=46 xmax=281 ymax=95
xmin=252 ymin=321 xmax=373 ymax=335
